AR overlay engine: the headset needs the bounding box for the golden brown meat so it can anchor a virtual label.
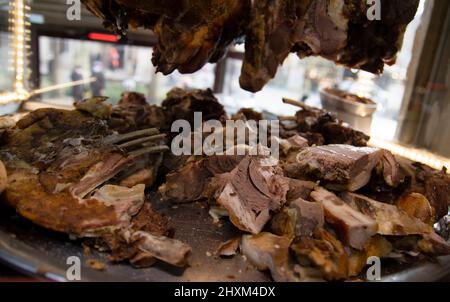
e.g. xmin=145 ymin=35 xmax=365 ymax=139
xmin=0 ymin=101 xmax=191 ymax=267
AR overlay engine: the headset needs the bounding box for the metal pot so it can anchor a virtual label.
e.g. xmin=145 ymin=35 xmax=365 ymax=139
xmin=320 ymin=88 xmax=377 ymax=134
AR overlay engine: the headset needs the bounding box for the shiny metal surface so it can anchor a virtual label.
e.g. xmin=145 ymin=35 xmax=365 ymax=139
xmin=0 ymin=201 xmax=449 ymax=282
xmin=320 ymin=89 xmax=378 ymax=118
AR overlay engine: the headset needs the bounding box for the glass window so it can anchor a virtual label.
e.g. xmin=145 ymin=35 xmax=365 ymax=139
xmin=38 ymin=36 xmax=215 ymax=105
xmin=221 ymin=1 xmax=426 ymax=142
xmin=0 ymin=0 xmax=13 ymax=92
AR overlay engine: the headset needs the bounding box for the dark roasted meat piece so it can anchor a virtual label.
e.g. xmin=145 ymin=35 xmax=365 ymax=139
xmin=162 ymin=88 xmax=228 ymax=126
xmin=399 ymin=160 xmax=450 ymax=219
xmin=159 ymin=154 xmax=243 ymax=203
xmin=281 ymin=98 xmax=370 ymax=147
xmin=0 ymin=100 xmax=190 ymax=267
xmin=82 ymin=0 xmax=419 ymax=92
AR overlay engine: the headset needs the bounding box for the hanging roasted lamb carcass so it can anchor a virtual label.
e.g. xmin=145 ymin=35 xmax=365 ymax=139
xmin=81 ymin=0 xmax=420 ymax=92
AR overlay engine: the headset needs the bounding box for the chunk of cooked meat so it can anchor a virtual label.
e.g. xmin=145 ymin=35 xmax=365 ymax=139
xmin=241 ymin=232 xmax=296 ymax=282
xmin=162 ymin=88 xmax=228 ymax=127
xmin=281 ymin=98 xmax=370 ymax=147
xmin=75 ymin=96 xmax=112 ymax=119
xmin=340 ymin=192 xmax=433 ymax=236
xmin=215 ymin=237 xmax=240 ymax=257
xmin=239 ymin=0 xmax=312 ymax=92
xmin=340 ymin=192 xmax=450 ymax=256
xmin=311 ymin=187 xmax=378 ymax=250
xmin=334 ymin=0 xmax=420 ymax=73
xmin=347 ymin=236 xmax=392 ymax=277
xmin=286 ymin=178 xmax=316 ymax=202
xmin=216 ymin=156 xmax=289 ymax=234
xmin=110 ymin=91 xmax=167 ymax=132
xmin=396 ymin=193 xmax=436 ymax=225
xmin=0 ymin=101 xmax=191 ymax=267
xmin=82 ymin=0 xmax=419 ymax=92
xmin=83 ymin=0 xmax=251 ymax=74
xmin=291 ymin=228 xmax=348 ymax=281
xmin=399 ymin=160 xmax=450 ymax=219
xmin=271 ymin=197 xmax=324 ymax=238
xmin=285 ymin=145 xmax=400 ymax=192
xmin=279 ymin=135 xmax=309 ymax=163
xmin=242 ymin=0 xmax=419 ymax=91
xmin=159 ymin=154 xmax=243 ymax=203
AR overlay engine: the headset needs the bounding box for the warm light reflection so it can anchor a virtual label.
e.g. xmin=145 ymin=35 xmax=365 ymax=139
xmin=1 ymin=0 xmax=30 ymax=105
xmin=370 ymin=138 xmax=450 ymax=172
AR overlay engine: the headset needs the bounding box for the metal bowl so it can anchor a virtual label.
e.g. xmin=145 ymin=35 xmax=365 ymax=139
xmin=320 ymin=88 xmax=378 ymax=118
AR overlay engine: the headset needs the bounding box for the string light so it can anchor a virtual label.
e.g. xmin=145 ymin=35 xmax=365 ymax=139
xmin=0 ymin=0 xmax=30 ymax=105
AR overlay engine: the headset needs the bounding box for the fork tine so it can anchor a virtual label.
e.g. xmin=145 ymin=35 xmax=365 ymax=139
xmin=118 ymin=133 xmax=166 ymax=149
xmin=128 ymin=145 xmax=170 ymax=158
xmin=105 ymin=128 xmax=160 ymax=144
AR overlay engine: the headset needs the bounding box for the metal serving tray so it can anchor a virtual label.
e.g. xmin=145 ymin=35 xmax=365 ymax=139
xmin=0 ymin=201 xmax=449 ymax=282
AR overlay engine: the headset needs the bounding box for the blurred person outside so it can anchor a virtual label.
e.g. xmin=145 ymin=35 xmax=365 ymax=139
xmin=90 ymin=62 xmax=106 ymax=97
xmin=70 ymin=65 xmax=85 ymax=102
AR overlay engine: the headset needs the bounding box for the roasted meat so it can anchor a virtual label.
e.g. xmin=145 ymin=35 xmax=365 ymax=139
xmin=162 ymin=88 xmax=228 ymax=127
xmin=271 ymin=197 xmax=324 ymax=238
xmin=159 ymin=154 xmax=243 ymax=203
xmin=0 ymin=100 xmax=191 ymax=267
xmin=285 ymin=145 xmax=400 ymax=192
xmin=242 ymin=0 xmax=420 ymax=91
xmin=215 ymin=155 xmax=289 ymax=234
xmin=110 ymin=91 xmax=168 ymax=132
xmin=310 ymin=187 xmax=378 ymax=250
xmin=291 ymin=228 xmax=348 ymax=281
xmin=241 ymin=232 xmax=296 ymax=282
xmin=340 ymin=192 xmax=450 ymax=255
xmin=82 ymin=0 xmax=419 ymax=92
xmin=151 ymin=0 xmax=251 ymax=74
xmin=281 ymin=98 xmax=370 ymax=147
xmin=399 ymin=161 xmax=450 ymax=219
xmin=82 ymin=0 xmax=251 ymax=74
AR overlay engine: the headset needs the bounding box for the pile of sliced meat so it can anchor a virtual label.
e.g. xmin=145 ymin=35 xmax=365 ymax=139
xmin=153 ymin=89 xmax=450 ymax=281
xmin=1 ymin=88 xmax=449 ymax=281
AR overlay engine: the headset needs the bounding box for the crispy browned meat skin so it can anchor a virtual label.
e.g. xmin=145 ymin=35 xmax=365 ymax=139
xmin=401 ymin=161 xmax=450 ymax=219
xmin=83 ymin=0 xmax=251 ymax=74
xmin=280 ymin=101 xmax=370 ymax=147
xmin=240 ymin=0 xmax=313 ymax=92
xmin=0 ymin=101 xmax=190 ymax=268
xmin=291 ymin=229 xmax=348 ymax=281
xmin=81 ymin=0 xmax=419 ymax=92
xmin=162 ymin=88 xmax=228 ymax=126
xmin=152 ymin=0 xmax=251 ymax=74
